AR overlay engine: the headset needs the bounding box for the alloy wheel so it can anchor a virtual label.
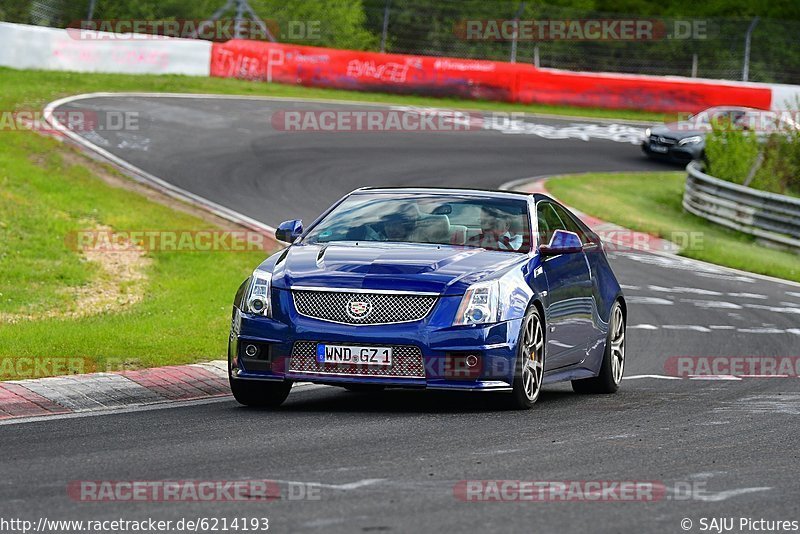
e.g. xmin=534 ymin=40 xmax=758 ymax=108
xmin=521 ymin=311 xmax=545 ymax=400
xmin=610 ymin=305 xmax=625 ymax=384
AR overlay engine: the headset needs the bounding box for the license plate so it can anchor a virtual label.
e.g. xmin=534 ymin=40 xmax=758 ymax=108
xmin=650 ymin=144 xmax=669 ymax=153
xmin=316 ymin=344 xmax=393 ymax=366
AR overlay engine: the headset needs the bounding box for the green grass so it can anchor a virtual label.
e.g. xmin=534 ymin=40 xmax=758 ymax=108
xmin=0 ymin=134 xmax=99 ymax=314
xmin=0 ymin=67 xmax=667 ymax=123
xmin=546 ymin=172 xmax=800 ymax=283
xmin=0 ymin=129 xmax=267 ymax=377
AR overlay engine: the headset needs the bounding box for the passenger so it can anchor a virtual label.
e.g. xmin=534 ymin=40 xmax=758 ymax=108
xmin=468 ymin=207 xmax=523 ymax=251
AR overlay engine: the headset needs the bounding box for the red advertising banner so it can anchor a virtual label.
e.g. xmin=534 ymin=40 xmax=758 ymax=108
xmin=210 ymin=40 xmax=519 ymax=102
xmin=211 ymin=40 xmax=772 ymax=113
xmin=515 ymin=70 xmax=772 ymax=112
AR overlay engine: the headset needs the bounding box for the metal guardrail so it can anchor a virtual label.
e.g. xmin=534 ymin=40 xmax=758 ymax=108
xmin=683 ymin=161 xmax=800 ymax=252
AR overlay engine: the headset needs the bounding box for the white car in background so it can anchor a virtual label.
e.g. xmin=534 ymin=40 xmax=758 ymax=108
xmin=641 ymin=106 xmax=799 ymax=164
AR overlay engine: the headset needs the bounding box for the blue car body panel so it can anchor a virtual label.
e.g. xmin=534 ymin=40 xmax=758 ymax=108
xmin=229 ymin=189 xmax=624 ymax=392
xmin=273 ymin=242 xmax=524 ymax=296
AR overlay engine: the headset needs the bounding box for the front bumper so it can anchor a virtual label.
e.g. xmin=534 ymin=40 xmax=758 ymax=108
xmin=229 ymin=290 xmax=522 ymax=391
xmin=641 ymin=140 xmax=702 ymax=163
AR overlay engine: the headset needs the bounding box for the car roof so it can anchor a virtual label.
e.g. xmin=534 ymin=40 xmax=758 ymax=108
xmin=700 ymin=106 xmax=762 ymax=113
xmin=352 ymin=186 xmax=535 ymax=200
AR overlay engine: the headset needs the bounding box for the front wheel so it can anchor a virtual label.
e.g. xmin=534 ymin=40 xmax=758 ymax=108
xmin=572 ymin=301 xmax=625 ymax=394
xmin=230 ymin=377 xmax=293 ymax=407
xmin=504 ymin=306 xmax=545 ymax=410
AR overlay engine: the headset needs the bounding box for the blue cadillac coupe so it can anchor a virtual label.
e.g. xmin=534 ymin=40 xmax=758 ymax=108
xmin=228 ymin=188 xmax=626 ymax=409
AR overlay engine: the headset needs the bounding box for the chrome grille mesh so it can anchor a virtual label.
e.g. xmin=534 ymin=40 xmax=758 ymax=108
xmin=289 ymin=341 xmax=426 ymax=378
xmin=292 ymin=290 xmax=437 ymax=325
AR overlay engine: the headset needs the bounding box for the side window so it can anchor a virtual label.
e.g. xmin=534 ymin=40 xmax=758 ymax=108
xmin=552 ymin=204 xmax=589 ymax=244
xmin=536 ymin=202 xmax=567 ymax=246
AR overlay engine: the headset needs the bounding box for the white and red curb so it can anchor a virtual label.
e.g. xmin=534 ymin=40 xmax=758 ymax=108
xmin=0 ymin=361 xmax=229 ymax=421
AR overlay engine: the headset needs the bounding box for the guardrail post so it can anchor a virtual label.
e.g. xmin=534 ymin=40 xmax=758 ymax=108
xmin=509 ymin=2 xmax=526 ymax=64
xmin=380 ymin=0 xmax=391 ymax=53
xmin=742 ymin=17 xmax=760 ymax=82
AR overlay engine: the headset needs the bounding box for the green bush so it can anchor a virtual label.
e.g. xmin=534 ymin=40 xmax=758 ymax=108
xmin=705 ymin=123 xmax=760 ymax=185
xmin=752 ymin=131 xmax=800 ymax=197
xmin=706 ymin=117 xmax=800 ymax=197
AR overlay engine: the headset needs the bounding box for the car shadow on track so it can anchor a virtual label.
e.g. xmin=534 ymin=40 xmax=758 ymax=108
xmin=238 ymin=386 xmax=587 ymax=415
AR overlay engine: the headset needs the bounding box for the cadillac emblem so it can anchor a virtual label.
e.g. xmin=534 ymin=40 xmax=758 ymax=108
xmin=346 ymin=297 xmax=373 ymax=320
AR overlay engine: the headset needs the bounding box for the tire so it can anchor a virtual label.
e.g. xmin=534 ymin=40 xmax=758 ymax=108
xmin=572 ymin=301 xmax=625 ymax=394
xmin=504 ymin=306 xmax=545 ymax=410
xmin=342 ymin=384 xmax=385 ymax=393
xmin=230 ymin=377 xmax=293 ymax=407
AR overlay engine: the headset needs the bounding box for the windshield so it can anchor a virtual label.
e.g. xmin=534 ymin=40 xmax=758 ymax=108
xmin=303 ymin=193 xmax=531 ymax=253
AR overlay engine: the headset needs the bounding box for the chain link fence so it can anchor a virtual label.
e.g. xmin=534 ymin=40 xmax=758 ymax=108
xmin=3 ymin=0 xmax=799 ymax=84
xmin=361 ymin=0 xmax=800 ymax=84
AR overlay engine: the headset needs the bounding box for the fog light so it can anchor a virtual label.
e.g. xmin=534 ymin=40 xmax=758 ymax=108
xmin=244 ymin=344 xmax=259 ymax=358
xmin=444 ymin=352 xmax=481 ymax=380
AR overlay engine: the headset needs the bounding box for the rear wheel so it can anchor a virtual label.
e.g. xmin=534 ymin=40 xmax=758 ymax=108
xmin=572 ymin=301 xmax=625 ymax=394
xmin=230 ymin=377 xmax=293 ymax=407
xmin=505 ymin=306 xmax=545 ymax=410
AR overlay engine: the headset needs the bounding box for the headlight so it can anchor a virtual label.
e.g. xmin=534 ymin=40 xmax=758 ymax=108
xmin=679 ymin=135 xmax=703 ymax=146
xmin=644 ymin=128 xmax=651 ymax=138
xmin=246 ymin=269 xmax=272 ymax=317
xmin=453 ymin=280 xmax=500 ymax=326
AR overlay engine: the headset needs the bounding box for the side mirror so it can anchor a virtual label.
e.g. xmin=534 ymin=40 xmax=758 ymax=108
xmin=539 ymin=229 xmax=583 ymax=256
xmin=275 ymin=219 xmax=303 ymax=243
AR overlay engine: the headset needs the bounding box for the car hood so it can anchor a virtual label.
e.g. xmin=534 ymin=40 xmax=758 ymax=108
xmin=650 ymin=122 xmax=709 ymax=138
xmin=268 ymin=242 xmax=526 ymax=296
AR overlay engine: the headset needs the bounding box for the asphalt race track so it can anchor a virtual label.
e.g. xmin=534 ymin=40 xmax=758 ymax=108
xmin=2 ymin=95 xmax=799 ymax=533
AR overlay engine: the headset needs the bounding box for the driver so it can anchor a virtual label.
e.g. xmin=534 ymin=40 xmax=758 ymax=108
xmin=348 ymin=203 xmax=417 ymax=242
xmin=382 ymin=203 xmax=418 ymax=241
xmin=468 ymin=206 xmax=523 ymax=251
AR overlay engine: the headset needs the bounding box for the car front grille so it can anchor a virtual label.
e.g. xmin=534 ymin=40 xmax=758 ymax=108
xmin=291 ymin=289 xmax=437 ymax=325
xmin=288 ymin=341 xmax=426 ymax=378
xmin=650 ymin=134 xmax=677 ymax=146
